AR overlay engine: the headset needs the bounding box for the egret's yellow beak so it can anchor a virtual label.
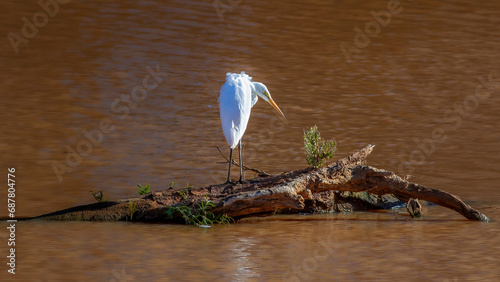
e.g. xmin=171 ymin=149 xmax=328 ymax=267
xmin=268 ymin=97 xmax=285 ymax=117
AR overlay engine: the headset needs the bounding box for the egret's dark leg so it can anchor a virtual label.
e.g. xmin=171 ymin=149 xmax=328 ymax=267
xmin=238 ymin=140 xmax=243 ymax=183
xmin=225 ymin=148 xmax=233 ymax=184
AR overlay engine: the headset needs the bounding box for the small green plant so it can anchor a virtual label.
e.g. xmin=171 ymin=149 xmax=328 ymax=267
xmin=89 ymin=190 xmax=108 ymax=203
xmin=178 ymin=184 xmax=192 ymax=200
xmin=168 ymin=181 xmax=177 ymax=189
xmin=165 ymin=205 xmax=192 ymax=223
xmin=195 ymin=200 xmax=217 ymax=226
xmin=216 ymin=214 xmax=235 ymax=225
xmin=165 ymin=200 xmax=235 ymax=227
xmin=303 ymin=125 xmax=337 ymax=168
xmin=128 ymin=200 xmax=137 ymax=220
xmin=137 ymin=184 xmax=150 ymax=195
xmin=178 ymin=189 xmax=189 ymax=200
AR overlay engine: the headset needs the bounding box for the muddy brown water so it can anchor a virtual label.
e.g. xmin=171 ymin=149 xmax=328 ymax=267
xmin=1 ymin=0 xmax=500 ymax=280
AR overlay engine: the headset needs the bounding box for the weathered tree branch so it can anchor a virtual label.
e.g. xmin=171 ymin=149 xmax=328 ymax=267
xmin=32 ymin=145 xmax=490 ymax=222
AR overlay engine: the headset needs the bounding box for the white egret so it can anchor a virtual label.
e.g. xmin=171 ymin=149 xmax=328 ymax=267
xmin=218 ymin=72 xmax=285 ymax=183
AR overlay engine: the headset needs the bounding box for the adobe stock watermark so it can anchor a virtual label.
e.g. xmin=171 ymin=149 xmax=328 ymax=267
xmin=7 ymin=0 xmax=70 ymax=54
xmin=340 ymin=0 xmax=404 ymax=63
xmin=213 ymin=0 xmax=243 ymax=22
xmin=397 ymin=73 xmax=499 ymax=176
xmin=243 ymin=108 xmax=290 ymax=165
xmin=109 ymin=267 xmax=135 ymax=282
xmin=51 ymin=63 xmax=167 ymax=182
xmin=282 ymin=226 xmax=339 ymax=281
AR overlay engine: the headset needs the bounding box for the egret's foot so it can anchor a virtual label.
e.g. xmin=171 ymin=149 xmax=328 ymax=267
xmin=237 ymin=178 xmax=247 ymax=184
xmin=223 ymin=180 xmax=235 ymax=185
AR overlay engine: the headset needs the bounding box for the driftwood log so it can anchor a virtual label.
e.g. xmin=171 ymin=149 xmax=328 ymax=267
xmin=33 ymin=145 xmax=490 ymax=222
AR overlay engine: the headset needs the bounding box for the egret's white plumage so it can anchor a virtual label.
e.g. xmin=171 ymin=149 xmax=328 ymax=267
xmin=218 ymin=72 xmax=253 ymax=149
xmin=218 ymin=71 xmax=284 ymax=183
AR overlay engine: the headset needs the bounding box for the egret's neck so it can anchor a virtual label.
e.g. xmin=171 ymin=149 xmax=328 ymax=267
xmin=249 ymin=82 xmax=259 ymax=107
xmin=250 ymin=82 xmax=257 ymax=95
xmin=251 ymin=82 xmax=268 ymax=101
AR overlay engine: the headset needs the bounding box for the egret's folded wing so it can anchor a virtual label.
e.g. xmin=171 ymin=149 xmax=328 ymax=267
xmin=218 ymin=75 xmax=252 ymax=149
